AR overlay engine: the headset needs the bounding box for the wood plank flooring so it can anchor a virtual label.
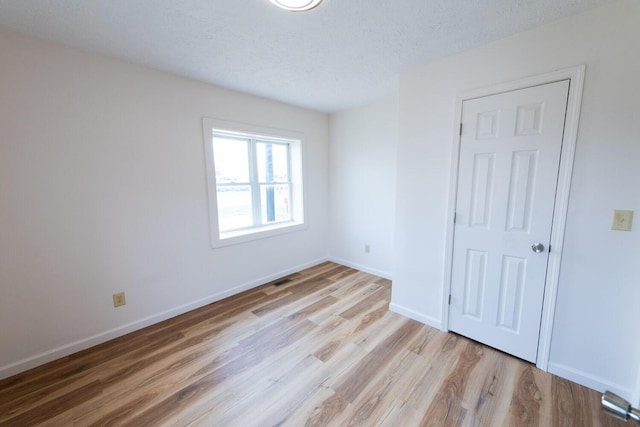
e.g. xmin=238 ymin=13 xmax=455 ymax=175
xmin=0 ymin=262 xmax=625 ymax=426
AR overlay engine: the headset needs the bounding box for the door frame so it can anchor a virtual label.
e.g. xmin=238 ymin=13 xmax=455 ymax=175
xmin=442 ymin=65 xmax=586 ymax=371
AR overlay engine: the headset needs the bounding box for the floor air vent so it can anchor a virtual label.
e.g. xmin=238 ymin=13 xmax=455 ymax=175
xmin=273 ymin=278 xmax=292 ymax=286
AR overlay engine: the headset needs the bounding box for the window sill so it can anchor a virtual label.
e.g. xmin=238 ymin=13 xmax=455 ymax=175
xmin=211 ymin=221 xmax=306 ymax=248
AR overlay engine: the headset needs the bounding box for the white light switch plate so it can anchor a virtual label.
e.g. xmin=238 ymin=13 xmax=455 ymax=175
xmin=612 ymin=210 xmax=633 ymax=231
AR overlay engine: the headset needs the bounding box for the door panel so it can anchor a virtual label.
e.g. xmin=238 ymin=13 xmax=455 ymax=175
xmin=506 ymin=150 xmax=537 ymax=232
xmin=462 ymin=249 xmax=487 ymax=319
xmin=449 ymin=80 xmax=570 ymax=363
xmin=469 ymin=153 xmax=495 ymax=228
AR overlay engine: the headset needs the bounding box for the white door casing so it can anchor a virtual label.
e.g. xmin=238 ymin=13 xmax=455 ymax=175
xmin=448 ymin=80 xmax=570 ymax=363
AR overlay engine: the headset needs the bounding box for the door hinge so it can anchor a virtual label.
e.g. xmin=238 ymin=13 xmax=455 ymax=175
xmin=453 ymin=212 xmax=457 ymax=224
xmin=459 ymin=123 xmax=463 ymax=136
xmin=448 ymin=294 xmax=452 ymax=305
xmin=548 ymin=244 xmax=552 ymax=253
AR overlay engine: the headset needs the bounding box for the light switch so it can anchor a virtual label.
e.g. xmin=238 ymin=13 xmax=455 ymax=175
xmin=612 ymin=210 xmax=634 ymax=231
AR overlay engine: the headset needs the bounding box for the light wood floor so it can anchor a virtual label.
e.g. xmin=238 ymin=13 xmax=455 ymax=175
xmin=0 ymin=262 xmax=624 ymax=426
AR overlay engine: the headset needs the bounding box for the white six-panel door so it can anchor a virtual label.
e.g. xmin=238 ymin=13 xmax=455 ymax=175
xmin=449 ymin=80 xmax=570 ymax=363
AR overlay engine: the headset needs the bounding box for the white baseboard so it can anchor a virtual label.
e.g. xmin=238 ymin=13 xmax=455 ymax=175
xmin=0 ymin=257 xmax=328 ymax=380
xmin=327 ymin=256 xmax=392 ymax=280
xmin=548 ymin=361 xmax=636 ymax=403
xmin=389 ymin=302 xmax=443 ymax=330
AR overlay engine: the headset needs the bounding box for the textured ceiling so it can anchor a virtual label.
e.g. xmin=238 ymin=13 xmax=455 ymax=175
xmin=0 ymin=0 xmax=614 ymax=112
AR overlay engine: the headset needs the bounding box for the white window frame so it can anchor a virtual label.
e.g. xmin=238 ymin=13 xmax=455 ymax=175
xmin=202 ymin=118 xmax=306 ymax=248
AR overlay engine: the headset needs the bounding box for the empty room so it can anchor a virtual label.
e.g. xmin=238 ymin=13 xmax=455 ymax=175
xmin=1 ymin=0 xmax=638 ymax=425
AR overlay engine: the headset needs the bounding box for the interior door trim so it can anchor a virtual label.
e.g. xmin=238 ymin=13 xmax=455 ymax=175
xmin=635 ymin=364 xmax=640 ymax=407
xmin=442 ymin=65 xmax=586 ymax=371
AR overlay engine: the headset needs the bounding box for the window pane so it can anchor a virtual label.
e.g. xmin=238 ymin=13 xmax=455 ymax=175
xmin=216 ymin=185 xmax=252 ymax=232
xmin=257 ymin=143 xmax=289 ymax=183
xmin=213 ymin=136 xmax=250 ymax=183
xmin=261 ymin=184 xmax=291 ymax=224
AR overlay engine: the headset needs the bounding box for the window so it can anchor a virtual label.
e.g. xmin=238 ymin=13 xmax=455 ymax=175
xmin=203 ymin=118 xmax=305 ymax=248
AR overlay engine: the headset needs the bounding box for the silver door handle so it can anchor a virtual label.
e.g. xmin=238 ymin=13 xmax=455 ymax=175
xmin=531 ymin=243 xmax=545 ymax=253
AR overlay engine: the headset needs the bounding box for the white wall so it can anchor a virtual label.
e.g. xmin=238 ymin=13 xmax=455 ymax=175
xmin=328 ymin=97 xmax=398 ymax=279
xmin=0 ymin=30 xmax=330 ymax=378
xmin=392 ymin=0 xmax=640 ymax=403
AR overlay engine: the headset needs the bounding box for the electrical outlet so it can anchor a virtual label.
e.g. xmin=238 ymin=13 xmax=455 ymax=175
xmin=365 ymin=244 xmax=371 ymax=253
xmin=612 ymin=210 xmax=634 ymax=231
xmin=113 ymin=292 xmax=126 ymax=307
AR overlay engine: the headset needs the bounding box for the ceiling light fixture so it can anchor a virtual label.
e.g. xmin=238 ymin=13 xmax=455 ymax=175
xmin=269 ymin=0 xmax=323 ymax=12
